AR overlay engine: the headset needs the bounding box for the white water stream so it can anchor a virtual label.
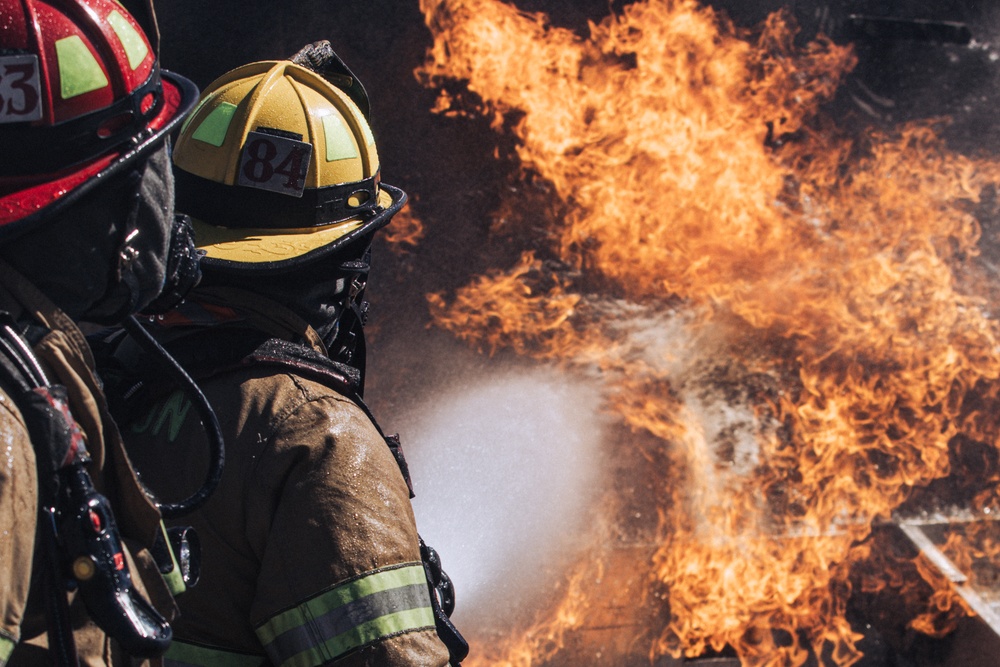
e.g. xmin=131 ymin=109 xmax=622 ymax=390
xmin=400 ymin=364 xmax=608 ymax=628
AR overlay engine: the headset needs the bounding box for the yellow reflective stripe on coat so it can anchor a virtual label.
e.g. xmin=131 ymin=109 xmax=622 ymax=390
xmin=256 ymin=563 xmax=435 ymax=667
xmin=0 ymin=633 xmax=14 ymax=667
xmin=163 ymin=639 xmax=267 ymax=667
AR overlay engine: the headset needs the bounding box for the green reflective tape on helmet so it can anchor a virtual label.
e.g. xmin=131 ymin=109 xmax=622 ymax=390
xmin=192 ymin=101 xmax=238 ymax=147
xmin=256 ymin=563 xmax=435 ymax=666
xmin=0 ymin=633 xmax=15 ymax=666
xmin=164 ymin=639 xmax=266 ymax=667
xmin=55 ymin=35 xmax=110 ymax=99
xmin=107 ymin=10 xmax=149 ymax=71
xmin=322 ymin=114 xmax=359 ymax=162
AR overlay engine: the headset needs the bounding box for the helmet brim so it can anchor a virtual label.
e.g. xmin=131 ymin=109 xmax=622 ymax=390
xmin=193 ymin=182 xmax=407 ymax=274
xmin=0 ymin=70 xmax=199 ymax=239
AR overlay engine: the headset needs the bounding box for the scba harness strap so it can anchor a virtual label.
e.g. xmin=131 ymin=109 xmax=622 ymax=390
xmin=0 ymin=312 xmax=173 ymax=663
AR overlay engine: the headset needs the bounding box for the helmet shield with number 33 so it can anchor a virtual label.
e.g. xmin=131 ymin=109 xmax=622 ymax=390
xmin=0 ymin=0 xmax=198 ymax=236
xmin=171 ymin=59 xmax=407 ymax=273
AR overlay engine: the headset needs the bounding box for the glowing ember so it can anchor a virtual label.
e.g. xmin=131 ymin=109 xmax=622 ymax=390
xmin=416 ymin=0 xmax=1000 ymax=664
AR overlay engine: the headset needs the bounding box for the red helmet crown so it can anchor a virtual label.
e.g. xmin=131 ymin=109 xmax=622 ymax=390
xmin=0 ymin=0 xmax=198 ymax=233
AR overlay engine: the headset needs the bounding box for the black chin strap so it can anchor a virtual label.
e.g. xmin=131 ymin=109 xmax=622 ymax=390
xmin=326 ymin=249 xmax=373 ymax=395
xmin=328 ymin=280 xmax=368 ymax=395
xmin=106 ymin=168 xmax=146 ymax=325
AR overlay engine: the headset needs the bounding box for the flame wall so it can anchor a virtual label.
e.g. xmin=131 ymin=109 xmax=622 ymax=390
xmin=416 ymin=1 xmax=1000 ymax=664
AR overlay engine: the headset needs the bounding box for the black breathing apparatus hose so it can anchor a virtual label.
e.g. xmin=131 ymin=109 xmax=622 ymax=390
xmin=122 ymin=315 xmax=225 ymax=518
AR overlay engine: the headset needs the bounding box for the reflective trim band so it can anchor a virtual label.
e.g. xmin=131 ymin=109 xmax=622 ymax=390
xmin=55 ymin=36 xmax=109 ymax=99
xmin=164 ymin=639 xmax=266 ymax=667
xmin=322 ymin=114 xmax=359 ymax=162
xmin=156 ymin=521 xmax=186 ymax=596
xmin=256 ymin=563 xmax=435 ymax=667
xmin=192 ymin=101 xmax=238 ymax=147
xmin=0 ymin=633 xmax=14 ymax=666
xmin=107 ymin=10 xmax=149 ymax=71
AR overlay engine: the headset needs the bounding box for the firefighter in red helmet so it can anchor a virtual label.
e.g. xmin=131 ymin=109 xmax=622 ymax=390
xmin=0 ymin=0 xmax=199 ymax=664
xmin=101 ymin=42 xmax=468 ymax=666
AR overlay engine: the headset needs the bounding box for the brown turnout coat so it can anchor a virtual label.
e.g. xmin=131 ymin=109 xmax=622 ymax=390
xmin=0 ymin=261 xmax=176 ymax=667
xmin=119 ymin=289 xmax=450 ymax=667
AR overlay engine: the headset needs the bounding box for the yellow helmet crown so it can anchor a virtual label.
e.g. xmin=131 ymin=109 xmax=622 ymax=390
xmin=173 ymin=58 xmax=405 ymax=271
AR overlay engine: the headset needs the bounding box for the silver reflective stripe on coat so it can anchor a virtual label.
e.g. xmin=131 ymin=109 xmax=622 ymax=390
xmin=256 ymin=563 xmax=436 ymax=667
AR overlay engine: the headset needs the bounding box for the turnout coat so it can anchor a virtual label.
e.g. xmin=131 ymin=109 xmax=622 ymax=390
xmin=114 ymin=288 xmax=450 ymax=667
xmin=0 ymin=261 xmax=176 ymax=667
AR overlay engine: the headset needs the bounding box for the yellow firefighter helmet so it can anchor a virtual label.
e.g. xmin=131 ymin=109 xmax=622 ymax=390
xmin=172 ymin=59 xmax=405 ymax=271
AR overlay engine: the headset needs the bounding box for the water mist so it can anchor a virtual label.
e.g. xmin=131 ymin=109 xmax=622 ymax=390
xmin=400 ymin=363 xmax=608 ymax=630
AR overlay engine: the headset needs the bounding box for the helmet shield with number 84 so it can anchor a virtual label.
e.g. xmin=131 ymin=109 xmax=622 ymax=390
xmin=0 ymin=0 xmax=198 ymax=236
xmin=172 ymin=60 xmax=407 ymax=273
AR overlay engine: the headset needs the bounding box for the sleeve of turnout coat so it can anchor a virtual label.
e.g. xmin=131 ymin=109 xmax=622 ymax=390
xmin=246 ymin=375 xmax=450 ymax=667
xmin=0 ymin=394 xmax=35 ymax=665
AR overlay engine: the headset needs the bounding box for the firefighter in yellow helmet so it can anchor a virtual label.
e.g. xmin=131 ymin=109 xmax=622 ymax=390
xmin=103 ymin=43 xmax=467 ymax=666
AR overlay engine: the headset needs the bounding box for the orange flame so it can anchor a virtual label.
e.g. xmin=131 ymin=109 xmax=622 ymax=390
xmin=417 ymin=0 xmax=1000 ymax=664
xmin=384 ymin=201 xmax=426 ymax=253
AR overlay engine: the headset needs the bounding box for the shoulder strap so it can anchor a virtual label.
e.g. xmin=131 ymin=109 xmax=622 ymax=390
xmin=238 ymin=338 xmax=414 ymax=498
xmin=242 ymin=338 xmax=361 ymax=401
xmin=0 ymin=312 xmax=82 ymax=500
xmin=0 ymin=312 xmax=174 ymax=661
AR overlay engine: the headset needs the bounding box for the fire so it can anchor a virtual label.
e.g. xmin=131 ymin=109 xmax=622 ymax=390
xmin=383 ymin=201 xmax=426 ymax=253
xmin=416 ymin=0 xmax=1000 ymax=664
xmin=426 ymin=251 xmax=586 ymax=358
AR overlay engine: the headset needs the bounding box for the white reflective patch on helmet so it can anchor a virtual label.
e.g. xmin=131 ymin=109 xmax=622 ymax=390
xmin=237 ymin=130 xmax=313 ymax=197
xmin=0 ymin=55 xmax=43 ymax=123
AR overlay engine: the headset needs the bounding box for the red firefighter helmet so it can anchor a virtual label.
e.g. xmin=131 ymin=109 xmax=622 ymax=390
xmin=0 ymin=0 xmax=198 ymax=236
